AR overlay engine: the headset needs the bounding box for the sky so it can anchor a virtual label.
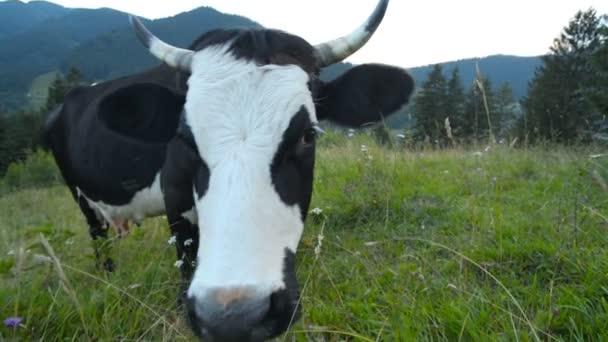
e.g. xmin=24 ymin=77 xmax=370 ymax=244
xmin=20 ymin=0 xmax=608 ymax=68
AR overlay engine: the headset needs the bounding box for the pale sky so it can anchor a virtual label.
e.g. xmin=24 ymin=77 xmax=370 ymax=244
xmin=21 ymin=0 xmax=608 ymax=68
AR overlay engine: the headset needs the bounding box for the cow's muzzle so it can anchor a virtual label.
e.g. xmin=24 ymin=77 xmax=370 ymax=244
xmin=186 ymin=287 xmax=301 ymax=341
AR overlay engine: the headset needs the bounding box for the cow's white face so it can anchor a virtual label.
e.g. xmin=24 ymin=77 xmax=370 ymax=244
xmin=183 ymin=45 xmax=318 ymax=338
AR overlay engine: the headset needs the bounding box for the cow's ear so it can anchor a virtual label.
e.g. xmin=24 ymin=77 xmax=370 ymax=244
xmin=315 ymin=64 xmax=415 ymax=127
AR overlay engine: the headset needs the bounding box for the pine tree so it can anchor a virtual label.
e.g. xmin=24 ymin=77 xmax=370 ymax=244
xmin=413 ymin=64 xmax=448 ymax=144
xmin=589 ymin=22 xmax=608 ymax=137
xmin=524 ymin=8 xmax=606 ymax=142
xmin=494 ymin=82 xmax=518 ymax=139
xmin=43 ymin=75 xmax=67 ymax=113
xmin=43 ymin=66 xmax=84 ymax=113
xmin=445 ymin=67 xmax=466 ymax=140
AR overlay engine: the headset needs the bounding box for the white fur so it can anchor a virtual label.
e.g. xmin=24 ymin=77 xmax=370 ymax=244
xmin=77 ymin=172 xmax=165 ymax=226
xmin=185 ymin=46 xmax=317 ymax=299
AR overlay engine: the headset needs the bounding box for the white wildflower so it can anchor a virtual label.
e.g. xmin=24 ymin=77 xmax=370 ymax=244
xmin=360 ymin=145 xmax=368 ymax=153
xmin=174 ymin=260 xmax=184 ymax=268
xmin=472 ymin=151 xmax=483 ymax=157
xmin=184 ymin=239 xmax=193 ymax=246
xmin=484 ymin=145 xmax=492 ymax=152
xmin=309 ymin=207 xmax=323 ymax=215
xmin=167 ymin=236 xmax=177 ymax=245
xmin=65 ymin=239 xmax=74 ymax=246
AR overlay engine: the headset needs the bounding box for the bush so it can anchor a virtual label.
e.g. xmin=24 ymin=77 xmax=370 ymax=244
xmin=0 ymin=149 xmax=61 ymax=194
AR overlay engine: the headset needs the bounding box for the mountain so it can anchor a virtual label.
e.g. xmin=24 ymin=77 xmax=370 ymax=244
xmin=63 ymin=6 xmax=263 ymax=81
xmin=0 ymin=2 xmax=542 ymax=115
xmin=0 ymin=4 xmax=135 ymax=112
xmin=0 ymin=0 xmax=68 ymax=39
xmin=407 ymin=55 xmax=542 ymax=100
xmin=0 ymin=2 xmax=262 ymax=112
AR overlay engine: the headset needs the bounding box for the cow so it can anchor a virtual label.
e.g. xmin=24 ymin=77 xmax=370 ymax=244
xmin=45 ymin=0 xmax=414 ymax=340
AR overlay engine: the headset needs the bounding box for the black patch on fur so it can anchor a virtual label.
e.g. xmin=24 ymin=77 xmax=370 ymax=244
xmin=46 ymin=82 xmax=184 ymax=206
xmin=270 ymin=106 xmax=315 ymax=220
xmin=188 ymin=29 xmax=319 ymax=75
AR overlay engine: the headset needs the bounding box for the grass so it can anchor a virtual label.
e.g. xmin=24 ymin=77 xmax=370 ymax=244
xmin=1 ymin=133 xmax=607 ymax=341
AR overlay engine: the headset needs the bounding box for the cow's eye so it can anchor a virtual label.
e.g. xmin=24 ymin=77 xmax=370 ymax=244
xmin=299 ymin=128 xmax=316 ymax=147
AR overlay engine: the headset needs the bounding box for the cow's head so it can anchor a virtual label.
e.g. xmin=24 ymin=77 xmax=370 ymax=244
xmin=131 ymin=0 xmax=413 ymax=340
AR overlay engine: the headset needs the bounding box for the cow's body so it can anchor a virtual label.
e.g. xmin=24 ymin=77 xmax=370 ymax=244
xmin=44 ymin=65 xmax=188 ymax=265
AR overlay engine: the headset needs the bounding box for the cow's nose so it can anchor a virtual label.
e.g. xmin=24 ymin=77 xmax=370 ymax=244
xmin=186 ymin=287 xmax=270 ymax=342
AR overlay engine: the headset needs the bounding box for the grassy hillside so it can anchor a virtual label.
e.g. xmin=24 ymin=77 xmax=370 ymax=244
xmin=1 ymin=135 xmax=607 ymax=340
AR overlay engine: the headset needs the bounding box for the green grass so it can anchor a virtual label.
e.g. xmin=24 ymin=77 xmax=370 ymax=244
xmin=1 ymin=134 xmax=607 ymax=341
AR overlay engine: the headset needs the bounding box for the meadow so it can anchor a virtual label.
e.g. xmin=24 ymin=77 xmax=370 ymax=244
xmin=1 ymin=133 xmax=607 ymax=341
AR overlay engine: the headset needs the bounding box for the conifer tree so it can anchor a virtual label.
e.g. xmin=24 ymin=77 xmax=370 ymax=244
xmin=524 ymin=8 xmax=606 ymax=142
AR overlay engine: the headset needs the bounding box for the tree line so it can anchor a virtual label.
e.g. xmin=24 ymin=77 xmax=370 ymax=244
xmin=0 ymin=68 xmax=83 ymax=174
xmin=411 ymin=8 xmax=607 ymax=146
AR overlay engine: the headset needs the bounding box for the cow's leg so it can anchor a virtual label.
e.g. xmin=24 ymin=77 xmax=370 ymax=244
xmin=168 ymin=217 xmax=199 ymax=281
xmin=74 ymin=192 xmax=115 ymax=272
xmin=161 ymin=137 xmax=202 ymax=303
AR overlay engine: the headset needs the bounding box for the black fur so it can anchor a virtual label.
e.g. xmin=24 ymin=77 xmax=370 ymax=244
xmin=270 ymin=106 xmax=315 ymax=220
xmin=316 ymin=63 xmax=415 ymax=127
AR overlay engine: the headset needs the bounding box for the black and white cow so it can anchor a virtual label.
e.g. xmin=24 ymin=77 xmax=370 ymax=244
xmin=46 ymin=0 xmax=413 ymax=340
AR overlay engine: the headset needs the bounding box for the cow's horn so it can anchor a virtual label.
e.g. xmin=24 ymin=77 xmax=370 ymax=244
xmin=314 ymin=0 xmax=389 ymax=67
xmin=129 ymin=15 xmax=194 ymax=72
